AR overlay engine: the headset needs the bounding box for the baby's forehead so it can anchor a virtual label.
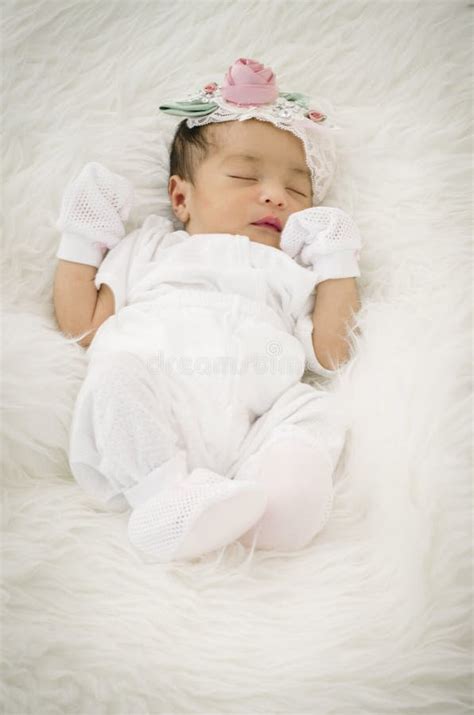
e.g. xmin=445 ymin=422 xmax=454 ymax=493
xmin=207 ymin=122 xmax=310 ymax=180
xmin=210 ymin=119 xmax=301 ymax=155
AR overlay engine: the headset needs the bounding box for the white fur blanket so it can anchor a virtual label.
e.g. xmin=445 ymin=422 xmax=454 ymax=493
xmin=2 ymin=1 xmax=472 ymax=713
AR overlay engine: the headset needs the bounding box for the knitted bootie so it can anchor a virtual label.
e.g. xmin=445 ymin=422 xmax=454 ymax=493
xmin=127 ymin=468 xmax=268 ymax=563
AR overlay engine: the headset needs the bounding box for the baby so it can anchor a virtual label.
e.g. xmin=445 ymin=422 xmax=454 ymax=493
xmin=53 ymin=58 xmax=362 ymax=563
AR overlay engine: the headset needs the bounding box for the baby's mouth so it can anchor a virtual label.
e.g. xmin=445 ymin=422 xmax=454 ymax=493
xmin=251 ymin=222 xmax=281 ymax=234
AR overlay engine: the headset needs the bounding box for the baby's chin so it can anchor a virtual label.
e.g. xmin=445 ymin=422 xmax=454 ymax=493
xmin=242 ymin=224 xmax=281 ymax=250
xmin=186 ymin=223 xmax=281 ymax=249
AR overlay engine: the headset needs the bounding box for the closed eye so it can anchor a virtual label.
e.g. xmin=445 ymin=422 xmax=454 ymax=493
xmin=228 ymin=176 xmax=308 ymax=198
xmin=228 ymin=175 xmax=256 ymax=181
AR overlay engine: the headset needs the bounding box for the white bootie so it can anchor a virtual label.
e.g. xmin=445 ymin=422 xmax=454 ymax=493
xmin=127 ymin=469 xmax=268 ymax=563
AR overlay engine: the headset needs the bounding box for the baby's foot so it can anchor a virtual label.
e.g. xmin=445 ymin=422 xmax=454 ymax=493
xmin=236 ymin=432 xmax=336 ymax=551
xmin=127 ymin=468 xmax=268 ymax=563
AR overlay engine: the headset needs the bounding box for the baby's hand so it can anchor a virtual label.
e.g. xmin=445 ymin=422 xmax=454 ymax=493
xmin=280 ymin=207 xmax=362 ymax=284
xmin=55 ymin=162 xmax=134 ymax=267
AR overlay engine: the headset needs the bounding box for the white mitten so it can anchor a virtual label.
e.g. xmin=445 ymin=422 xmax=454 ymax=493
xmin=55 ymin=161 xmax=134 ymax=267
xmin=280 ymin=207 xmax=362 ymax=284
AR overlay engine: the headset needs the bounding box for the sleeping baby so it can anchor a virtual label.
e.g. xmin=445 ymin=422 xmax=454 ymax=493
xmin=53 ymin=58 xmax=362 ymax=563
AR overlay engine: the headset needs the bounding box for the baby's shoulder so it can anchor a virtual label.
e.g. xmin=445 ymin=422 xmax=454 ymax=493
xmin=141 ymin=213 xmax=174 ymax=232
xmin=131 ymin=213 xmax=188 ymax=255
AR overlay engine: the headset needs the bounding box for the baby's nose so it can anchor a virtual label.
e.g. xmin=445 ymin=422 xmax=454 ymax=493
xmin=263 ymin=190 xmax=286 ymax=208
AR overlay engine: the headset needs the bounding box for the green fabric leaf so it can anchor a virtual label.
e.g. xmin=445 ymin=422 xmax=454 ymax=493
xmin=280 ymin=92 xmax=310 ymax=108
xmin=158 ymin=100 xmax=218 ymax=117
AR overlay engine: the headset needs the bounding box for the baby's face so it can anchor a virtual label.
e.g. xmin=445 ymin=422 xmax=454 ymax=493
xmin=168 ymin=119 xmax=313 ymax=250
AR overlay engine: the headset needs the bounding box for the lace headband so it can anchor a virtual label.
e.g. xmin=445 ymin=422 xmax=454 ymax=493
xmin=158 ymin=58 xmax=341 ymax=205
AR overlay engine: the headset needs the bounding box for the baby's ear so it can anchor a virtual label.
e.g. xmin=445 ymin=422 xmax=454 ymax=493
xmin=168 ymin=174 xmax=179 ymax=197
xmin=168 ymin=176 xmax=190 ymax=224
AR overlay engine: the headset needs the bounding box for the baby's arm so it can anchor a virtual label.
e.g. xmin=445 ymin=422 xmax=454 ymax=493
xmin=53 ymin=261 xmax=114 ymax=348
xmin=52 ymin=162 xmax=133 ymax=348
xmin=312 ymin=277 xmax=360 ymax=370
xmin=281 ymin=207 xmax=362 ymax=370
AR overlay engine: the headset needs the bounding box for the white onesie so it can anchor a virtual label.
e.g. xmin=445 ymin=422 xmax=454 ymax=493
xmin=68 ymin=214 xmax=348 ymax=523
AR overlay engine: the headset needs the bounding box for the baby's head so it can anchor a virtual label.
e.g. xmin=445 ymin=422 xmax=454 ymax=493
xmin=168 ymin=118 xmax=313 ymax=249
xmin=160 ymin=58 xmax=339 ymax=249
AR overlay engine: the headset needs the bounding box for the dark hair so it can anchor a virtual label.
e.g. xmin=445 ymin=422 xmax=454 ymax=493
xmin=169 ymin=120 xmax=221 ymax=186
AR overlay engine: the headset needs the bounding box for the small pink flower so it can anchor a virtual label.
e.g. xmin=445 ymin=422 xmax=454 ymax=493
xmin=220 ymin=58 xmax=278 ymax=106
xmin=203 ymin=82 xmax=217 ymax=93
xmin=307 ymin=110 xmax=327 ymax=123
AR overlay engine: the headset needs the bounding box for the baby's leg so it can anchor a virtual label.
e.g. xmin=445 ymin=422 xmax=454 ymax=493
xmin=89 ymin=351 xmax=187 ymax=507
xmin=233 ymin=382 xmax=347 ymax=552
xmin=74 ymin=351 xmax=267 ymax=562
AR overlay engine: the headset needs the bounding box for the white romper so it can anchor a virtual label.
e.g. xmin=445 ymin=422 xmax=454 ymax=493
xmin=68 ymin=214 xmax=348 ymax=516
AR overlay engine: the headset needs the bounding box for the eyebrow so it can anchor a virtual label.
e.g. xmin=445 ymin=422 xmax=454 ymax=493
xmin=222 ymin=153 xmax=311 ymax=178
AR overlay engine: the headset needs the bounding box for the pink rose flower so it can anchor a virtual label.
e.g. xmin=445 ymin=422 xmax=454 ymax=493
xmin=220 ymin=58 xmax=278 ymax=106
xmin=203 ymin=82 xmax=217 ymax=93
xmin=308 ymin=110 xmax=327 ymax=123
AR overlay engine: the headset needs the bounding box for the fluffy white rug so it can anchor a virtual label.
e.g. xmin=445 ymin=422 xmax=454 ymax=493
xmin=2 ymin=1 xmax=472 ymax=713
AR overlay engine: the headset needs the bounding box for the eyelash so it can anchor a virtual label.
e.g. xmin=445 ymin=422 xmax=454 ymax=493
xmin=228 ymin=175 xmax=308 ymax=198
